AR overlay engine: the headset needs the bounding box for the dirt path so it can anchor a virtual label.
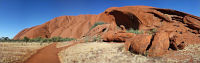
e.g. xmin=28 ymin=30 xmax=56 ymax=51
xmin=24 ymin=42 xmax=80 ymax=63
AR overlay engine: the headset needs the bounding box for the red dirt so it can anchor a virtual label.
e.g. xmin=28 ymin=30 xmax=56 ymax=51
xmin=24 ymin=42 xmax=80 ymax=63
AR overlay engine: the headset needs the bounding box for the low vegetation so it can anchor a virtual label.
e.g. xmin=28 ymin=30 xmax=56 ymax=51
xmin=82 ymin=35 xmax=102 ymax=42
xmin=147 ymin=28 xmax=157 ymax=35
xmin=90 ymin=21 xmax=106 ymax=30
xmin=0 ymin=37 xmax=75 ymax=42
xmin=58 ymin=42 xmax=156 ymax=63
xmin=27 ymin=37 xmax=75 ymax=42
xmin=126 ymin=28 xmax=144 ymax=34
xmin=126 ymin=28 xmax=157 ymax=35
xmin=92 ymin=35 xmax=102 ymax=42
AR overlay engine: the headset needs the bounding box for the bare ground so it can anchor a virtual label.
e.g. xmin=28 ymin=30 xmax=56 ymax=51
xmin=24 ymin=41 xmax=80 ymax=63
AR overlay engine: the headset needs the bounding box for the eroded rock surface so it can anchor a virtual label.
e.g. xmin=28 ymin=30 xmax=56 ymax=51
xmin=14 ymin=6 xmax=200 ymax=40
xmin=148 ymin=31 xmax=170 ymax=57
xmin=125 ymin=34 xmax=152 ymax=54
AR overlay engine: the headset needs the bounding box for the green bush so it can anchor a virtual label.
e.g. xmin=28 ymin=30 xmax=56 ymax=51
xmin=90 ymin=22 xmax=106 ymax=30
xmin=51 ymin=37 xmax=62 ymax=42
xmin=51 ymin=37 xmax=75 ymax=42
xmin=126 ymin=28 xmax=144 ymax=34
xmin=40 ymin=38 xmax=47 ymax=42
xmin=147 ymin=28 xmax=157 ymax=35
xmin=29 ymin=37 xmax=42 ymax=42
xmin=60 ymin=38 xmax=75 ymax=42
xmin=23 ymin=37 xmax=30 ymax=42
xmin=0 ymin=36 xmax=75 ymax=42
xmin=93 ymin=35 xmax=102 ymax=42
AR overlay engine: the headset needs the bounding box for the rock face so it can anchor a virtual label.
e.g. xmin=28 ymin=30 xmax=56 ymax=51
xmin=14 ymin=6 xmax=200 ymax=40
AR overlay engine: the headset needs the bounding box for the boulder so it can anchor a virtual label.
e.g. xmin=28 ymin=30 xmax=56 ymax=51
xmin=148 ymin=31 xmax=170 ymax=57
xmin=125 ymin=34 xmax=152 ymax=54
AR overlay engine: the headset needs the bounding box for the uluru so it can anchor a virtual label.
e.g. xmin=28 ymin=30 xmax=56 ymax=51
xmin=14 ymin=6 xmax=200 ymax=40
xmin=1 ymin=0 xmax=200 ymax=63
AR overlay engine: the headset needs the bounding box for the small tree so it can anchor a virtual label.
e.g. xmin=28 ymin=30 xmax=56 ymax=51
xmin=51 ymin=37 xmax=62 ymax=42
xmin=41 ymin=38 xmax=48 ymax=42
xmin=33 ymin=37 xmax=42 ymax=42
xmin=23 ymin=37 xmax=30 ymax=42
xmin=61 ymin=38 xmax=75 ymax=42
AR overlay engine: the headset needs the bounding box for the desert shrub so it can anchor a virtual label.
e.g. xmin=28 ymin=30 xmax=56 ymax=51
xmin=51 ymin=37 xmax=62 ymax=42
xmin=60 ymin=38 xmax=75 ymax=42
xmin=143 ymin=51 xmax=149 ymax=56
xmin=46 ymin=38 xmax=53 ymax=42
xmin=126 ymin=28 xmax=144 ymax=34
xmin=151 ymin=28 xmax=157 ymax=33
xmin=51 ymin=37 xmax=76 ymax=42
xmin=83 ymin=36 xmax=90 ymax=42
xmin=147 ymin=28 xmax=157 ymax=35
xmin=23 ymin=37 xmax=30 ymax=42
xmin=90 ymin=21 xmax=106 ymax=30
xmin=29 ymin=37 xmax=43 ymax=42
xmin=0 ymin=36 xmax=75 ymax=42
xmin=40 ymin=38 xmax=49 ymax=42
xmin=93 ymin=35 xmax=102 ymax=42
xmin=82 ymin=35 xmax=102 ymax=42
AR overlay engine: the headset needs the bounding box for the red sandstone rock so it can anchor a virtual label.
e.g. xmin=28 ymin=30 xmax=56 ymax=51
xmin=183 ymin=15 xmax=200 ymax=30
xmin=125 ymin=34 xmax=152 ymax=54
xmin=169 ymin=32 xmax=200 ymax=48
xmin=14 ymin=6 xmax=200 ymax=42
xmin=101 ymin=31 xmax=135 ymax=42
xmin=148 ymin=31 xmax=170 ymax=57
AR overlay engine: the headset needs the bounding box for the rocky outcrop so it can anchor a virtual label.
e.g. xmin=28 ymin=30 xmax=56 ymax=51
xmin=14 ymin=6 xmax=200 ymax=40
xmin=148 ymin=31 xmax=170 ymax=57
xmin=14 ymin=5 xmax=200 ymax=57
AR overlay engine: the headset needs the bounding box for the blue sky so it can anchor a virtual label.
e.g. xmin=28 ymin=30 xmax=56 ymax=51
xmin=0 ymin=0 xmax=200 ymax=38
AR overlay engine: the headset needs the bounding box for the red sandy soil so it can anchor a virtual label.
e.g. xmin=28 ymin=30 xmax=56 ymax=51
xmin=24 ymin=42 xmax=80 ymax=63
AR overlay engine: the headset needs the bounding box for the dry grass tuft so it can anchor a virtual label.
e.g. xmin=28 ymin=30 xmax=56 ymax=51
xmin=58 ymin=42 xmax=151 ymax=63
xmin=162 ymin=44 xmax=200 ymax=63
xmin=58 ymin=42 xmax=200 ymax=63
xmin=56 ymin=42 xmax=73 ymax=48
